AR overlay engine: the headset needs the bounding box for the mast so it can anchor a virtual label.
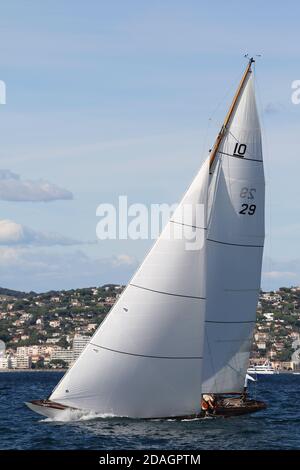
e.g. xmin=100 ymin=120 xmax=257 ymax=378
xmin=209 ymin=58 xmax=255 ymax=170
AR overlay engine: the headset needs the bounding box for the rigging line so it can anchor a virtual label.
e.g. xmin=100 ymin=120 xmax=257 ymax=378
xmin=200 ymin=115 xmax=213 ymax=165
xmin=208 ymin=68 xmax=246 ymax=121
xmin=167 ymin=156 xmax=209 ymax=232
xmin=197 ymin=73 xmax=239 ymax=168
xmin=206 ymin=66 xmax=251 ymax=139
xmin=217 ymin=150 xmax=263 ymax=163
xmin=228 ymin=129 xmax=239 ymax=143
xmin=225 ymin=139 xmax=233 ymax=206
xmin=225 ymin=130 xmax=262 ymax=160
xmin=169 ymin=220 xmax=207 ymax=230
xmin=207 ymin=154 xmax=221 ymax=233
xmin=90 ymin=343 xmax=203 ymax=360
xmin=130 ymin=283 xmax=206 ymax=300
xmin=226 ymin=361 xmax=248 ymax=379
xmin=229 ymin=335 xmax=252 ymax=381
xmin=209 ymin=60 xmax=253 ymax=170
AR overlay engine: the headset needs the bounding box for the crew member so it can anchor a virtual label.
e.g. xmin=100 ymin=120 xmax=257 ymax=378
xmin=201 ymin=394 xmax=216 ymax=413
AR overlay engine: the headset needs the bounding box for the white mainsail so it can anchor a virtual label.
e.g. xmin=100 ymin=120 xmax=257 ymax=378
xmin=50 ymin=158 xmax=209 ymax=418
xmin=202 ymin=67 xmax=265 ymax=394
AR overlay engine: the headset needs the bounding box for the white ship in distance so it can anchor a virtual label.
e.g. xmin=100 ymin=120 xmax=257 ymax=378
xmin=247 ymin=361 xmax=275 ymax=375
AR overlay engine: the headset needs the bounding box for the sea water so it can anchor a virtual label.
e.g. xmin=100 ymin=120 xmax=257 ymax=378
xmin=0 ymin=371 xmax=299 ymax=450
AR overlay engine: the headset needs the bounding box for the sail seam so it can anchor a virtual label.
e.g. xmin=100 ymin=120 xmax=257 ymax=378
xmin=130 ymin=283 xmax=206 ymax=300
xmin=170 ymin=220 xmax=207 ymax=230
xmin=90 ymin=343 xmax=203 ymax=360
xmin=207 ymin=238 xmax=263 ymax=248
xmin=218 ymin=150 xmax=262 ymax=163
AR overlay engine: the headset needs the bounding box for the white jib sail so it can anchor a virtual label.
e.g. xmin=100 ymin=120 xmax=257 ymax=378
xmin=202 ymin=72 xmax=265 ymax=394
xmin=50 ymin=158 xmax=210 ymax=418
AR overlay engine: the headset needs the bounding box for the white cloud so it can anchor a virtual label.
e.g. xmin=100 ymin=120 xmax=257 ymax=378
xmin=0 ymin=247 xmax=137 ymax=292
xmin=0 ymin=241 xmax=298 ymax=294
xmin=0 ymin=219 xmax=83 ymax=247
xmin=262 ymin=257 xmax=300 ymax=290
xmin=112 ymin=254 xmax=136 ymax=267
xmin=0 ymin=169 xmax=73 ymax=202
xmin=263 ymin=271 xmax=297 ymax=280
xmin=264 ymin=102 xmax=284 ymax=115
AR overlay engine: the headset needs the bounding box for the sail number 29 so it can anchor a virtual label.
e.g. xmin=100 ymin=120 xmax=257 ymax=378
xmin=239 ymin=204 xmax=256 ymax=215
xmin=239 ymin=187 xmax=256 ymax=215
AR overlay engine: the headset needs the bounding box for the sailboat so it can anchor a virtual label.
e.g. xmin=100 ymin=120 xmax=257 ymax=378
xmin=26 ymin=58 xmax=267 ymax=419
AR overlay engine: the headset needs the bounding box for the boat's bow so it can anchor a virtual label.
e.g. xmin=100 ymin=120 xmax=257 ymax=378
xmin=25 ymin=399 xmax=75 ymax=419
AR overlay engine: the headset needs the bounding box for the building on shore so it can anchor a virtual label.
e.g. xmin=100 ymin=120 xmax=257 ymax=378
xmin=249 ymin=357 xmax=297 ymax=371
xmin=0 ymin=355 xmax=17 ymax=369
xmin=16 ymin=353 xmax=32 ymax=369
xmin=0 ymin=352 xmax=32 ymax=369
xmin=73 ymin=334 xmax=90 ymax=360
xmin=49 ymin=335 xmax=91 ymax=366
xmin=50 ymin=349 xmax=74 ymax=366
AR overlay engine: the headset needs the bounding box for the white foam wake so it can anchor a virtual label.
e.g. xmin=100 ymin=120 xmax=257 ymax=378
xmin=41 ymin=408 xmax=117 ymax=423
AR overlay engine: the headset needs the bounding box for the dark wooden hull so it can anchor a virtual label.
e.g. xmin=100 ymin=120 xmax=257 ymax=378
xmin=29 ymin=399 xmax=70 ymax=411
xmin=25 ymin=399 xmax=75 ymax=419
xmin=203 ymin=399 xmax=267 ymax=418
xmin=26 ymin=398 xmax=267 ymax=420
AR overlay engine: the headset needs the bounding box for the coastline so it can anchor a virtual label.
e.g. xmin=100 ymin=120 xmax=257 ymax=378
xmin=0 ymin=369 xmax=67 ymax=373
xmin=0 ymin=368 xmax=298 ymax=374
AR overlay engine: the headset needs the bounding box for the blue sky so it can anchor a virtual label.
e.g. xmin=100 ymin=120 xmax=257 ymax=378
xmin=0 ymin=0 xmax=299 ymax=291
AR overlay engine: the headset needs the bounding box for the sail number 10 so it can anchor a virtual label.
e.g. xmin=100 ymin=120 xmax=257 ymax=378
xmin=233 ymin=143 xmax=247 ymax=157
xmin=239 ymin=187 xmax=256 ymax=215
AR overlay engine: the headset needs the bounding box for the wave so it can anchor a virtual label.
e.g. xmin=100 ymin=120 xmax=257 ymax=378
xmin=41 ymin=408 xmax=118 ymax=423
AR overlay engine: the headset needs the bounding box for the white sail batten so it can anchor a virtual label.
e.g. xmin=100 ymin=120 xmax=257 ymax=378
xmin=50 ymin=158 xmax=210 ymax=418
xmin=202 ymin=72 xmax=265 ymax=394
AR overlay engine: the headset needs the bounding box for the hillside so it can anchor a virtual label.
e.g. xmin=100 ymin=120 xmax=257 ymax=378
xmin=0 ymin=285 xmax=300 ymax=366
xmin=0 ymin=287 xmax=36 ymax=298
